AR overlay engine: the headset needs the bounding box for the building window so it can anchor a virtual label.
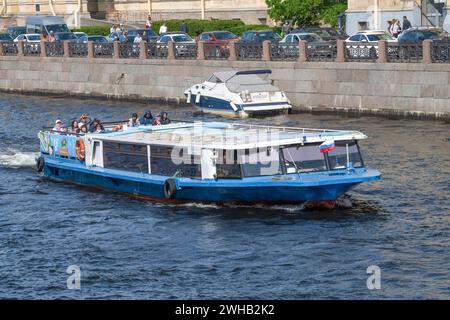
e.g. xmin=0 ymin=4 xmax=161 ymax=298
xmin=358 ymin=21 xmax=368 ymax=31
xmin=103 ymin=142 xmax=148 ymax=173
xmin=35 ymin=4 xmax=41 ymax=12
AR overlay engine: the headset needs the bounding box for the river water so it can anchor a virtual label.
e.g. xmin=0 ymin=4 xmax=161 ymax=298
xmin=0 ymin=93 xmax=448 ymax=299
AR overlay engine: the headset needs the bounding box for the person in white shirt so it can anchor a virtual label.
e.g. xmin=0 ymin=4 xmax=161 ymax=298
xmin=110 ymin=24 xmax=115 ymax=34
xmin=133 ymin=33 xmax=142 ymax=43
xmin=52 ymin=119 xmax=63 ymax=132
xmin=159 ymin=23 xmax=167 ymax=35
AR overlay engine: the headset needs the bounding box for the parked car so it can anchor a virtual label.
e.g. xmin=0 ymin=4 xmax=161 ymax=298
xmin=13 ymin=33 xmax=41 ymax=42
xmin=397 ymin=28 xmax=441 ymax=43
xmin=26 ymin=15 xmax=70 ymax=34
xmin=73 ymin=32 xmax=88 ymax=39
xmin=197 ymin=31 xmax=239 ymax=43
xmin=0 ymin=33 xmax=13 ymax=42
xmin=6 ymin=26 xmax=27 ymax=39
xmin=197 ymin=31 xmax=239 ymax=58
xmin=346 ymin=30 xmax=397 ymax=59
xmin=280 ymin=32 xmax=324 ymax=43
xmin=239 ymin=30 xmax=281 ymax=43
xmin=157 ymin=32 xmax=195 ymax=57
xmin=78 ymin=35 xmax=109 ymax=43
xmin=106 ymin=31 xmax=121 ymax=42
xmin=126 ymin=28 xmax=158 ymax=42
xmin=53 ymin=32 xmax=78 ymax=42
xmin=291 ymin=27 xmax=347 ymax=41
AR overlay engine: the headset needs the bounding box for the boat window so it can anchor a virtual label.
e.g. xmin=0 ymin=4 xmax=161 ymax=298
xmin=281 ymin=144 xmax=327 ymax=173
xmin=327 ymin=140 xmax=364 ymax=169
xmin=103 ymin=142 xmax=148 ymax=173
xmin=241 ymin=147 xmax=282 ymax=177
xmin=207 ymin=75 xmax=222 ymax=83
xmin=150 ymin=145 xmax=201 ymax=178
xmin=216 ymin=149 xmax=242 ymax=179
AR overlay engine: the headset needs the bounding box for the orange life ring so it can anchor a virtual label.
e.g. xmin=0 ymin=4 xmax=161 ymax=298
xmin=75 ymin=138 xmax=85 ymax=161
xmin=112 ymin=124 xmax=123 ymax=132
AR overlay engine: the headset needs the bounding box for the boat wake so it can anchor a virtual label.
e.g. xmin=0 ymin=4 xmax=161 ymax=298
xmin=0 ymin=149 xmax=39 ymax=168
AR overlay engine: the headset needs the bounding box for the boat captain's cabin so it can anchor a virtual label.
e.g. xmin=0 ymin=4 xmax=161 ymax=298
xmin=41 ymin=122 xmax=367 ymax=180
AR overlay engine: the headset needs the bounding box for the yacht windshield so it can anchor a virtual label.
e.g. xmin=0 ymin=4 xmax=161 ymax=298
xmin=282 ymin=144 xmax=327 ymax=173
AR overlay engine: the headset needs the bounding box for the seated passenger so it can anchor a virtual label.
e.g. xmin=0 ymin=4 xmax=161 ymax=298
xmin=94 ymin=123 xmax=104 ymax=133
xmin=89 ymin=118 xmax=104 ymax=133
xmin=80 ymin=125 xmax=88 ymax=134
xmin=152 ymin=115 xmax=162 ymax=126
xmin=79 ymin=113 xmax=92 ymax=128
xmin=52 ymin=119 xmax=63 ymax=132
xmin=69 ymin=120 xmax=80 ymax=134
xmin=128 ymin=113 xmax=140 ymax=127
xmin=140 ymin=110 xmax=154 ymax=125
xmin=160 ymin=112 xmax=171 ymax=125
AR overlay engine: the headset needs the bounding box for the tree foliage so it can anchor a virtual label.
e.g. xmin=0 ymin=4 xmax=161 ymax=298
xmin=266 ymin=0 xmax=347 ymax=27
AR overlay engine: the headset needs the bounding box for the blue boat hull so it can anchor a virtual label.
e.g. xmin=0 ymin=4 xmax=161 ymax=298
xmin=42 ymin=158 xmax=379 ymax=204
xmin=188 ymin=94 xmax=290 ymax=117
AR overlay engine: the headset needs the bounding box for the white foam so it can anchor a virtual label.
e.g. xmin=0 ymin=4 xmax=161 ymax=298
xmin=0 ymin=150 xmax=39 ymax=168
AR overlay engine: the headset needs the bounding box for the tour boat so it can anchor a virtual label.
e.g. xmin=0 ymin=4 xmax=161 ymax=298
xmin=36 ymin=121 xmax=380 ymax=208
xmin=184 ymin=70 xmax=292 ymax=118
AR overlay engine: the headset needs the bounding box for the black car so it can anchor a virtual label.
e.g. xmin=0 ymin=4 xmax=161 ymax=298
xmin=239 ymin=30 xmax=281 ymax=43
xmin=0 ymin=33 xmax=13 ymax=42
xmin=126 ymin=28 xmax=158 ymax=42
xmin=291 ymin=27 xmax=347 ymax=41
xmin=6 ymin=26 xmax=27 ymax=39
xmin=398 ymin=28 xmax=441 ymax=43
xmin=78 ymin=35 xmax=109 ymax=43
xmin=54 ymin=32 xmax=78 ymax=42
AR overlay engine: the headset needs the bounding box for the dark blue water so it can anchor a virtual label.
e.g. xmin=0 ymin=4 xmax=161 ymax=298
xmin=0 ymin=93 xmax=448 ymax=299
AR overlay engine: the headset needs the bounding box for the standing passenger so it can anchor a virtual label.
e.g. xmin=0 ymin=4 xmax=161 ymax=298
xmin=160 ymin=112 xmax=171 ymax=125
xmin=128 ymin=113 xmax=141 ymax=127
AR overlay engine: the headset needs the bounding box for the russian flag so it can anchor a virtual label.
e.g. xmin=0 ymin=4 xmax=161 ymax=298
xmin=319 ymin=139 xmax=336 ymax=153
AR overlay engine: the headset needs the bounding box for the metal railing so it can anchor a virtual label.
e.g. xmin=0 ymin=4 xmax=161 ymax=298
xmin=236 ymin=43 xmax=263 ymax=61
xmin=271 ymin=43 xmax=299 ymax=61
xmin=69 ymin=42 xmax=88 ymax=58
xmin=24 ymin=43 xmax=41 ymax=56
xmin=45 ymin=42 xmax=64 ymax=57
xmin=174 ymin=43 xmax=198 ymax=59
xmin=345 ymin=42 xmax=378 ymax=62
xmin=431 ymin=40 xmax=450 ymax=63
xmin=94 ymin=43 xmax=114 ymax=58
xmin=387 ymin=43 xmax=423 ymax=63
xmin=147 ymin=43 xmax=168 ymax=59
xmin=307 ymin=42 xmax=337 ymax=62
xmin=4 ymin=39 xmax=450 ymax=64
xmin=204 ymin=43 xmax=230 ymax=60
xmin=2 ymin=42 xmax=18 ymax=55
xmin=120 ymin=43 xmax=140 ymax=59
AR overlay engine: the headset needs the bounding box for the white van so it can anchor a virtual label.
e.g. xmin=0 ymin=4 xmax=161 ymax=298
xmin=26 ymin=16 xmax=70 ymax=35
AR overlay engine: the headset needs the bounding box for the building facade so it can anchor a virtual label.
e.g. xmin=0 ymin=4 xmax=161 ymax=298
xmin=346 ymin=0 xmax=450 ymax=35
xmin=0 ymin=0 xmax=270 ymax=28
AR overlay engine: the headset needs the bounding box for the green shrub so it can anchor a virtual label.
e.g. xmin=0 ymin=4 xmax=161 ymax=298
xmin=71 ymin=19 xmax=279 ymax=38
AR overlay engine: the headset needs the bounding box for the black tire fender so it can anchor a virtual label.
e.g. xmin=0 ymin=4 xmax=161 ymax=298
xmin=163 ymin=178 xmax=177 ymax=199
xmin=36 ymin=156 xmax=44 ymax=172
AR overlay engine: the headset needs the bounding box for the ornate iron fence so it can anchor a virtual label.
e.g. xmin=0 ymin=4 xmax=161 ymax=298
xmin=2 ymin=42 xmax=18 ymax=56
xmin=120 ymin=43 xmax=140 ymax=58
xmin=24 ymin=43 xmax=41 ymax=56
xmin=431 ymin=40 xmax=450 ymax=63
xmin=236 ymin=43 xmax=263 ymax=60
xmin=345 ymin=42 xmax=378 ymax=62
xmin=175 ymin=43 xmax=198 ymax=59
xmin=204 ymin=43 xmax=230 ymax=60
xmin=93 ymin=43 xmax=114 ymax=58
xmin=45 ymin=42 xmax=64 ymax=57
xmin=387 ymin=43 xmax=423 ymax=63
xmin=307 ymin=42 xmax=337 ymax=62
xmin=147 ymin=43 xmax=168 ymax=59
xmin=271 ymin=43 xmax=299 ymax=61
xmin=69 ymin=42 xmax=88 ymax=58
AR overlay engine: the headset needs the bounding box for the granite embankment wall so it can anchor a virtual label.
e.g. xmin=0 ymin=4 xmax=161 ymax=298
xmin=0 ymin=56 xmax=449 ymax=120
